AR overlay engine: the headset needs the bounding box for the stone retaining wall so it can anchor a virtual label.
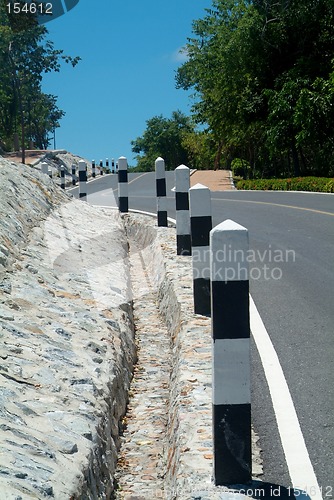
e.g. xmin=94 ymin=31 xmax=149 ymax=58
xmin=0 ymin=158 xmax=136 ymax=499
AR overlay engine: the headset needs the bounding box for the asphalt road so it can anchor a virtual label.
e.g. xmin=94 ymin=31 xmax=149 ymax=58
xmin=70 ymin=172 xmax=334 ymax=497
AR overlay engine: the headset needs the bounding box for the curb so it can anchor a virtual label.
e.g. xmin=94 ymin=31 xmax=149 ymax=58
xmin=235 ymin=189 xmax=334 ymax=195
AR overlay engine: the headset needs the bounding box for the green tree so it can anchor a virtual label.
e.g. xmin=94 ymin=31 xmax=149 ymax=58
xmin=181 ymin=129 xmax=216 ymax=170
xmin=256 ymin=0 xmax=334 ymax=175
xmin=176 ymin=0 xmax=334 ymax=177
xmin=0 ymin=2 xmax=80 ymax=160
xmin=131 ymin=111 xmax=195 ymax=171
xmin=176 ymin=1 xmax=267 ymax=169
xmin=28 ymin=93 xmax=65 ymax=149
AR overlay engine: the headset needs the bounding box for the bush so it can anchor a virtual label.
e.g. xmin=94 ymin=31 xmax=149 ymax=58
xmin=325 ymin=179 xmax=334 ymax=192
xmin=231 ymin=158 xmax=251 ymax=178
xmin=236 ymin=177 xmax=334 ymax=192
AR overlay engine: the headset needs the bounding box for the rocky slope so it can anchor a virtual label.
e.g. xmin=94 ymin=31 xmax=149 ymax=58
xmin=0 ymin=156 xmax=135 ymax=499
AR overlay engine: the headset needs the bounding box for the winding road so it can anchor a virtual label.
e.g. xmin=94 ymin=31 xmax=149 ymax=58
xmin=70 ymin=172 xmax=334 ymax=498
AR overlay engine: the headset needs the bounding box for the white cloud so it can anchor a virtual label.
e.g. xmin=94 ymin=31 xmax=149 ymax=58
xmin=171 ymin=46 xmax=189 ymax=63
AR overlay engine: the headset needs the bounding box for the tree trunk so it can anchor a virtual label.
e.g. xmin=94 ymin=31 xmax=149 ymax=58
xmin=291 ymin=141 xmax=300 ymax=176
xmin=214 ymin=140 xmax=224 ymax=170
xmin=17 ymin=94 xmax=25 ymax=164
xmin=8 ymin=47 xmax=25 ymax=164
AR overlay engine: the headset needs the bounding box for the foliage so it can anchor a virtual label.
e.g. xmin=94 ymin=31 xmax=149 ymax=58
xmin=176 ymin=0 xmax=334 ymax=176
xmin=131 ymin=111 xmax=195 ymax=171
xmin=181 ymin=129 xmax=217 ymax=169
xmin=231 ymin=158 xmax=251 ymax=179
xmin=236 ymin=177 xmax=334 ymax=192
xmin=0 ymin=2 xmax=80 ymax=152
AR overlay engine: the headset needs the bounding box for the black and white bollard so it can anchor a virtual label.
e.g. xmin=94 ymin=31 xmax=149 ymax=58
xmin=60 ymin=165 xmax=65 ymax=190
xmin=48 ymin=168 xmax=52 ymax=179
xmin=78 ymin=160 xmax=87 ymax=200
xmin=111 ymin=158 xmax=115 ymax=174
xmin=116 ymin=161 xmax=119 ymax=173
xmin=155 ymin=157 xmax=168 ymax=227
xmin=106 ymin=158 xmax=109 ymax=173
xmin=210 ymin=219 xmax=251 ymax=485
xmin=92 ymin=160 xmax=96 ymax=178
xmin=72 ymin=164 xmax=76 ymax=185
xmin=175 ymin=165 xmax=191 ymax=256
xmin=118 ymin=156 xmax=128 ymax=212
xmin=189 ymin=183 xmax=212 ymax=315
xmin=41 ymin=162 xmax=48 ymax=175
xmin=100 ymin=160 xmax=104 ymax=175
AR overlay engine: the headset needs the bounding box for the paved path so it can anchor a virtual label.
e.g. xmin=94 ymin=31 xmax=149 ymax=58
xmin=190 ymin=169 xmax=234 ymax=191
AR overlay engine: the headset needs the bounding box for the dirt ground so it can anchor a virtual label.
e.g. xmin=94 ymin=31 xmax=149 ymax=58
xmin=3 ymin=150 xmax=48 ymax=165
xmin=190 ymin=169 xmax=235 ymax=191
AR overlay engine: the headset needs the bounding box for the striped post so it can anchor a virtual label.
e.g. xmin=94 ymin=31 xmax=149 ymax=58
xmin=72 ymin=164 xmax=76 ymax=185
xmin=189 ymin=183 xmax=212 ymax=315
xmin=210 ymin=219 xmax=251 ymax=485
xmin=155 ymin=157 xmax=168 ymax=227
xmin=60 ymin=165 xmax=65 ymax=190
xmin=100 ymin=160 xmax=104 ymax=175
xmin=41 ymin=162 xmax=48 ymax=175
xmin=175 ymin=165 xmax=191 ymax=256
xmin=106 ymin=158 xmax=109 ymax=173
xmin=111 ymin=158 xmax=115 ymax=174
xmin=118 ymin=156 xmax=128 ymax=213
xmin=78 ymin=160 xmax=87 ymax=200
xmin=92 ymin=160 xmax=96 ymax=178
xmin=116 ymin=161 xmax=119 ymax=173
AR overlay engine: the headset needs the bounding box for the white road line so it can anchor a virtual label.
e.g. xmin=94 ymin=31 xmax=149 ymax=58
xmin=250 ymin=296 xmax=323 ymax=499
xmin=128 ymin=172 xmax=149 ymax=185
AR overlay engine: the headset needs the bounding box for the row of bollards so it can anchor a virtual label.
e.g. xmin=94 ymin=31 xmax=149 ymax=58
xmin=41 ymin=158 xmax=119 ymax=189
xmin=118 ymin=156 xmax=128 ymax=213
xmin=152 ymin=157 xmax=251 ymax=485
xmin=43 ymin=153 xmax=251 ymax=485
xmin=41 ymin=157 xmax=121 ymax=193
xmin=211 ymin=220 xmax=251 ymax=484
xmin=189 ymin=183 xmax=212 ymax=316
xmin=175 ymin=165 xmax=191 ymax=256
xmin=155 ymin=157 xmax=168 ymax=227
xmin=95 ymin=158 xmax=118 ymax=175
xmin=78 ymin=160 xmax=87 ymax=198
xmin=41 ymin=161 xmax=52 ymax=179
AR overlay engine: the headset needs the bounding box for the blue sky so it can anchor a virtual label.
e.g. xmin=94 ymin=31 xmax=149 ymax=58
xmin=42 ymin=0 xmax=211 ymax=166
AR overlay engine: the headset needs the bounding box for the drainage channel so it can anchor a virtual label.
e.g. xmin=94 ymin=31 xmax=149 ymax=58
xmin=110 ymin=214 xmax=263 ymax=499
xmin=113 ymin=236 xmax=171 ymax=499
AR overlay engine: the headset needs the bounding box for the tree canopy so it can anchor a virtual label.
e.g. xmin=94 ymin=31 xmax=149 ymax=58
xmin=0 ymin=2 xmax=80 ymax=156
xmin=131 ymin=111 xmax=196 ymax=171
xmin=175 ymin=0 xmax=334 ymax=177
